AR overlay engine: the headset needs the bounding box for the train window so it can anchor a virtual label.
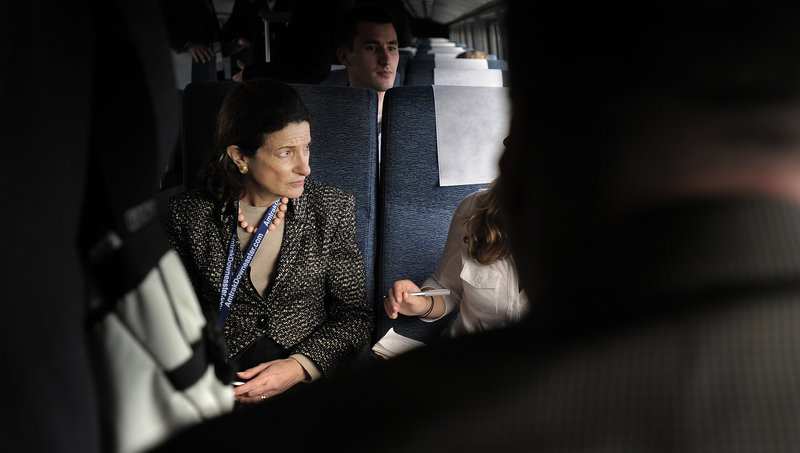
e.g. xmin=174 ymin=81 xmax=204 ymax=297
xmin=446 ymin=3 xmax=508 ymax=61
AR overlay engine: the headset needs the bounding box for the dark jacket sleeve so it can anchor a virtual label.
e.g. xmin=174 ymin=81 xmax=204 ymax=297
xmin=158 ymin=0 xmax=217 ymax=52
xmin=165 ymin=193 xmax=205 ymax=297
xmin=290 ymin=194 xmax=373 ymax=375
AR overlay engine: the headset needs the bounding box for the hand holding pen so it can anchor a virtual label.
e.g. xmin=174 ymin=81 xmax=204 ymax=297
xmin=384 ymin=280 xmax=450 ymax=319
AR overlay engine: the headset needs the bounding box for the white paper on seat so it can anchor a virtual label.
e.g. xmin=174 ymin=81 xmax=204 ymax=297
xmin=430 ymin=46 xmax=463 ymax=54
xmin=434 ymin=85 xmax=511 ymax=186
xmin=433 ymin=53 xmax=460 ymax=61
xmin=434 ymin=69 xmax=503 ymax=87
xmin=431 ymin=42 xmax=456 ymax=47
xmin=372 ymin=328 xmax=426 ymax=359
xmin=435 ymin=58 xmax=489 ymax=70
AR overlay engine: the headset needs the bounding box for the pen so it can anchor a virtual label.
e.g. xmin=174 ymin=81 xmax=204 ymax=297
xmin=384 ymin=289 xmax=450 ymax=298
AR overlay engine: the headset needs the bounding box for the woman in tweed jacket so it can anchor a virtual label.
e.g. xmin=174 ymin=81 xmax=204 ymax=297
xmin=167 ymin=79 xmax=372 ymax=404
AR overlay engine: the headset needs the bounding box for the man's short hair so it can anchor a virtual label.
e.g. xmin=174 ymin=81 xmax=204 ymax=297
xmin=335 ymin=4 xmax=396 ymax=50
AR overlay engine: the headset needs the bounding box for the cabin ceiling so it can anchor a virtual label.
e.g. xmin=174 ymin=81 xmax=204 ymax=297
xmin=402 ymin=0 xmax=495 ymax=24
xmin=211 ymin=0 xmax=498 ymax=27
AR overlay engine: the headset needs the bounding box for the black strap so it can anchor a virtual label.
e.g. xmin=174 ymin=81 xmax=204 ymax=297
xmin=165 ymin=341 xmax=214 ymax=392
xmin=166 ymin=321 xmax=236 ymax=388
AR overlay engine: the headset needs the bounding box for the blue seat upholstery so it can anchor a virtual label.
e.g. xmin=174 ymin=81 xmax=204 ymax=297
xmin=488 ymin=59 xmax=508 ymax=70
xmin=318 ymin=68 xmax=349 ymax=86
xmin=405 ymin=59 xmax=434 ymax=85
xmin=375 ymin=85 xmax=490 ymax=344
xmin=181 ymin=82 xmax=379 ymax=302
xmin=407 ymin=58 xmax=435 ymax=71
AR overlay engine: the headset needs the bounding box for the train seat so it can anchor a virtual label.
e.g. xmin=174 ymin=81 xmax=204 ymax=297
xmin=487 ymin=59 xmax=508 ymax=70
xmin=433 ymin=68 xmax=506 ymax=87
xmin=406 ymin=67 xmax=509 ymax=87
xmin=434 ymin=58 xmax=489 ymax=69
xmin=375 ymin=85 xmax=510 ymax=345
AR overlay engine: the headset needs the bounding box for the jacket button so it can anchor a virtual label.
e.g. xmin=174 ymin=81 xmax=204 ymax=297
xmin=257 ymin=317 xmax=268 ymax=329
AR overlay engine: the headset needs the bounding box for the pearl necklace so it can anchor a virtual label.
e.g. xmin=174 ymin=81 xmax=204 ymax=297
xmin=238 ymin=197 xmax=289 ymax=233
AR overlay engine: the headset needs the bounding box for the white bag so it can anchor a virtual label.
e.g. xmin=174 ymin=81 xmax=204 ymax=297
xmin=89 ymin=249 xmax=234 ymax=453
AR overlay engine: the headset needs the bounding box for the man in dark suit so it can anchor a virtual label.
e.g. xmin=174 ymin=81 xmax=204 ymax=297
xmin=235 ymin=0 xmax=348 ymax=84
xmin=159 ymin=0 xmax=223 ymax=82
xmin=154 ymin=1 xmax=800 ymax=451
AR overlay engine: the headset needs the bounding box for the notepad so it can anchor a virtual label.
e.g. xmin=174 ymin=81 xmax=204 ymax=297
xmin=371 ymin=328 xmax=426 ymax=359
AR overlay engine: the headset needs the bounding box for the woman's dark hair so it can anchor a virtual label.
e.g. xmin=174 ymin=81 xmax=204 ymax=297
xmin=200 ymin=79 xmax=312 ymax=203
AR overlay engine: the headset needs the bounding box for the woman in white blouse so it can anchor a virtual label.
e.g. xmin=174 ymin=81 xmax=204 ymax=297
xmin=384 ymin=178 xmax=529 ymax=337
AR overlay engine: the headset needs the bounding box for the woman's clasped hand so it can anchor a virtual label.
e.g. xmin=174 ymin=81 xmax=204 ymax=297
xmin=232 ymin=358 xmax=309 ymax=403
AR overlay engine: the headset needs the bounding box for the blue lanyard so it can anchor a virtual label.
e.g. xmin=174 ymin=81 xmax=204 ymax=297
xmin=218 ymin=199 xmax=281 ymax=327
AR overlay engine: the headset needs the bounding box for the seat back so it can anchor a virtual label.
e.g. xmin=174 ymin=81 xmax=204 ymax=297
xmin=435 ymin=58 xmax=489 ymax=69
xmin=375 ymin=85 xmax=507 ymax=343
xmin=406 ymin=59 xmax=509 ymax=87
xmin=318 ymin=68 xmax=349 ymax=86
xmin=406 ymin=67 xmax=508 ymax=87
xmin=181 ymin=82 xmax=379 ymax=300
xmin=434 ymin=68 xmax=507 ymax=87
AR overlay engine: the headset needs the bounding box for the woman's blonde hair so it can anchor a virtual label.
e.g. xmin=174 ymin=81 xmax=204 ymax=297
xmin=463 ymin=179 xmax=509 ymax=265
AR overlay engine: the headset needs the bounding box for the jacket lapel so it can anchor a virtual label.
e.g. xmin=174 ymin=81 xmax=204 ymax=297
xmin=265 ymin=190 xmax=309 ymax=305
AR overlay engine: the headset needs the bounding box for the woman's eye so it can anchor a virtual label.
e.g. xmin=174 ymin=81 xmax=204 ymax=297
xmin=279 ymin=150 xmax=292 ymax=158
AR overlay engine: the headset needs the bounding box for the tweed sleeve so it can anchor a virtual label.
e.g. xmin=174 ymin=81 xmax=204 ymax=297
xmin=164 ymin=193 xmax=203 ymax=298
xmin=290 ymin=194 xmax=373 ymax=375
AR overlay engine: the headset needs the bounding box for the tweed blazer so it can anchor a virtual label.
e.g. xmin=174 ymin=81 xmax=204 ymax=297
xmin=166 ymin=178 xmax=373 ymax=376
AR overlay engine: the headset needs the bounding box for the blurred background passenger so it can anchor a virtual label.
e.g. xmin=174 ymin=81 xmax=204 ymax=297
xmin=335 ymin=3 xmax=399 ymax=117
xmin=166 ymin=79 xmax=372 ymax=403
xmin=220 ymin=0 xmax=267 ymax=69
xmin=159 ymin=0 xmax=224 ymax=86
xmin=385 ymin=174 xmax=529 ymax=338
xmin=233 ymin=0 xmax=347 ymax=83
xmin=456 ymin=49 xmax=488 ymax=60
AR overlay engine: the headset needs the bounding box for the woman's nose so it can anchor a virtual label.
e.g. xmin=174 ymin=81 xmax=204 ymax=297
xmin=295 ymin=152 xmax=311 ymax=175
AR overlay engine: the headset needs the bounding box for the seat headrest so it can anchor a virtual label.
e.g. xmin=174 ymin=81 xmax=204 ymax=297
xmin=434 ymin=68 xmax=503 ymax=87
xmin=432 ymin=86 xmax=510 ymax=186
xmin=435 ymin=58 xmax=489 ymax=70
